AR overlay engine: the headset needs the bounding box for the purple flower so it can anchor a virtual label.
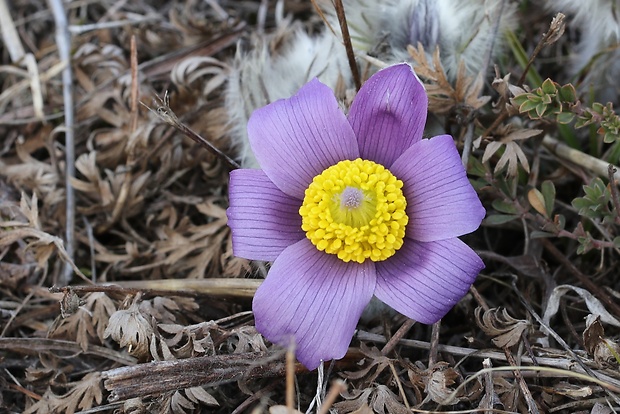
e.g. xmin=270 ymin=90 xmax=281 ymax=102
xmin=226 ymin=63 xmax=485 ymax=370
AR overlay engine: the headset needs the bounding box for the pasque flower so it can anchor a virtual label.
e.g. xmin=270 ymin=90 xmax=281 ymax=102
xmin=226 ymin=63 xmax=485 ymax=370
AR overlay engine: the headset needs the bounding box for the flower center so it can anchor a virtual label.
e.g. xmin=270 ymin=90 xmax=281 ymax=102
xmin=299 ymin=158 xmax=408 ymax=263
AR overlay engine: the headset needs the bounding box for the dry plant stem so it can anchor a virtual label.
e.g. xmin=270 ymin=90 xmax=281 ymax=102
xmin=0 ymin=0 xmax=44 ymax=119
xmin=511 ymin=279 xmax=620 ymax=406
xmin=68 ymin=15 xmax=161 ymax=34
xmin=471 ymin=282 xmax=539 ymax=413
xmin=103 ymin=351 xmax=308 ymax=402
xmin=286 ymin=347 xmax=295 ymax=414
xmin=503 ymin=347 xmax=540 ymax=414
xmin=356 ymin=331 xmax=620 ymax=390
xmin=516 ymin=14 xmax=561 ymax=87
xmin=98 ymin=36 xmax=139 ymax=234
xmin=389 ymin=361 xmax=411 ymax=410
xmin=317 ymin=380 xmax=347 ymax=414
xmin=481 ymin=111 xmax=509 ymax=139
xmin=310 ymin=0 xmax=337 ymax=37
xmin=0 ymin=338 xmax=136 ymax=365
xmin=470 ymin=286 xmax=490 ymax=312
xmin=0 ymin=270 xmax=46 ymax=337
xmin=428 ymin=320 xmax=441 ymax=367
xmin=231 ymin=381 xmax=281 ymax=414
xmin=333 ymin=0 xmax=361 ymax=91
xmin=539 ymin=238 xmax=620 ymax=318
xmin=607 ymin=165 xmax=620 ymax=225
xmin=548 ymin=397 xmax=617 ymax=413
xmin=50 ymin=278 xmax=262 ymax=299
xmin=143 ymin=98 xmax=241 ymax=170
xmin=482 ymin=358 xmax=493 ymax=414
xmin=543 ymin=135 xmax=620 ymax=181
xmin=47 ymin=0 xmax=76 ymax=285
xmin=461 ymin=123 xmax=475 ymax=167
xmin=466 ymin=0 xmax=505 ymax=164
xmin=380 ymin=318 xmax=415 ymax=355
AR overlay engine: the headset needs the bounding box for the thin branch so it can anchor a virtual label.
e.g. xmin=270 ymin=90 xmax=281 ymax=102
xmin=542 ymin=135 xmax=620 ymax=181
xmin=333 ymin=0 xmax=361 ymax=90
xmin=142 ymin=95 xmax=241 ymax=170
xmin=608 ymin=165 xmax=620 ymax=225
xmin=517 ymin=13 xmax=566 ymax=87
xmin=47 ymin=0 xmax=75 ymax=285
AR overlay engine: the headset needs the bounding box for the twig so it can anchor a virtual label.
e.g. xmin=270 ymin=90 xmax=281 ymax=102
xmin=142 ymin=95 xmax=241 ymax=170
xmin=539 ymin=238 xmax=620 ymax=318
xmin=511 ymin=277 xmax=620 ymax=406
xmin=102 ymin=351 xmax=311 ymax=401
xmin=49 ymin=278 xmax=262 ymax=299
xmin=0 ymin=338 xmax=136 ymax=365
xmin=607 ymin=165 xmax=620 ymax=225
xmin=461 ymin=123 xmax=474 ymax=167
xmin=381 ymin=318 xmax=415 ymax=355
xmin=465 ymin=0 xmax=505 ymax=154
xmin=333 ymin=0 xmax=361 ymax=90
xmin=542 ymin=135 xmax=620 ymax=181
xmin=428 ymin=320 xmax=441 ymax=367
xmin=503 ymin=347 xmax=540 ymax=414
xmin=317 ymin=380 xmax=346 ymax=414
xmin=47 ymin=0 xmax=75 ymax=285
xmin=286 ymin=346 xmax=295 ymax=413
xmin=481 ymin=358 xmax=494 ymax=414
xmin=0 ymin=0 xmax=44 ymax=119
xmin=516 ymin=13 xmax=566 ymax=87
xmin=97 ymin=36 xmax=140 ymax=235
xmin=68 ymin=15 xmax=161 ymax=34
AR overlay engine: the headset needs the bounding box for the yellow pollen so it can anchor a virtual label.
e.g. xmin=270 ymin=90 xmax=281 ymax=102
xmin=299 ymin=158 xmax=409 ymax=263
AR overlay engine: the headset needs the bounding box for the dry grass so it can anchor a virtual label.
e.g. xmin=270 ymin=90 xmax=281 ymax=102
xmin=0 ymin=0 xmax=619 ymax=413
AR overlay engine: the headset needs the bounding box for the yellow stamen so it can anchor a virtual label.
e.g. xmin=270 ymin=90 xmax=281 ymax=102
xmin=299 ymin=158 xmax=408 ymax=263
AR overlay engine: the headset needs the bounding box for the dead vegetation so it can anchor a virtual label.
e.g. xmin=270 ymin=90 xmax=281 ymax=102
xmin=0 ymin=0 xmax=619 ymax=413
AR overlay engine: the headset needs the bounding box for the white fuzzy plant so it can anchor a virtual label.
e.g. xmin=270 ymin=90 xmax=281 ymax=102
xmin=225 ymin=0 xmax=517 ymax=167
xmin=544 ymin=0 xmax=620 ymax=103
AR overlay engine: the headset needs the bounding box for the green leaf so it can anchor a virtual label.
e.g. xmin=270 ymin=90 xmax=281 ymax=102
xmin=468 ymin=155 xmax=487 ymax=177
xmin=603 ymin=131 xmax=618 ymax=144
xmin=492 ymin=199 xmax=519 ymax=215
xmin=541 ymin=78 xmax=557 ymax=95
xmin=535 ymin=102 xmax=547 ymax=118
xmin=558 ymin=84 xmax=577 ymax=102
xmin=518 ymin=98 xmax=539 ymax=113
xmin=484 ymin=214 xmax=520 ymax=225
xmin=614 ymin=236 xmax=620 ymax=249
xmin=556 ymin=111 xmax=575 ymax=124
xmin=530 ymin=231 xmax=556 ymax=239
xmin=511 ymin=94 xmax=530 ymax=106
xmin=541 ymin=180 xmax=556 ymax=218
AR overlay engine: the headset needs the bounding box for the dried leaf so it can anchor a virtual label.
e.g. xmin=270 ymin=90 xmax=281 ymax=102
xmin=542 ymin=285 xmax=620 ymax=330
xmin=50 ymin=292 xmax=115 ymax=351
xmin=104 ymin=296 xmax=153 ymax=358
xmin=583 ymin=314 xmax=620 ymax=367
xmin=475 ymin=308 xmax=530 ymax=348
xmin=424 ymin=362 xmax=462 ymax=405
xmin=24 ymin=373 xmax=102 ymax=414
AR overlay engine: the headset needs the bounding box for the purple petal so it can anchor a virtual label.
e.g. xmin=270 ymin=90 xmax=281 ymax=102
xmin=248 ymin=79 xmax=359 ymax=199
xmin=253 ymin=239 xmax=376 ymax=370
xmin=375 ymin=238 xmax=484 ymax=324
xmin=390 ymin=134 xmax=485 ymax=242
xmin=227 ymin=169 xmax=305 ymax=261
xmin=348 ymin=63 xmax=427 ymax=166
